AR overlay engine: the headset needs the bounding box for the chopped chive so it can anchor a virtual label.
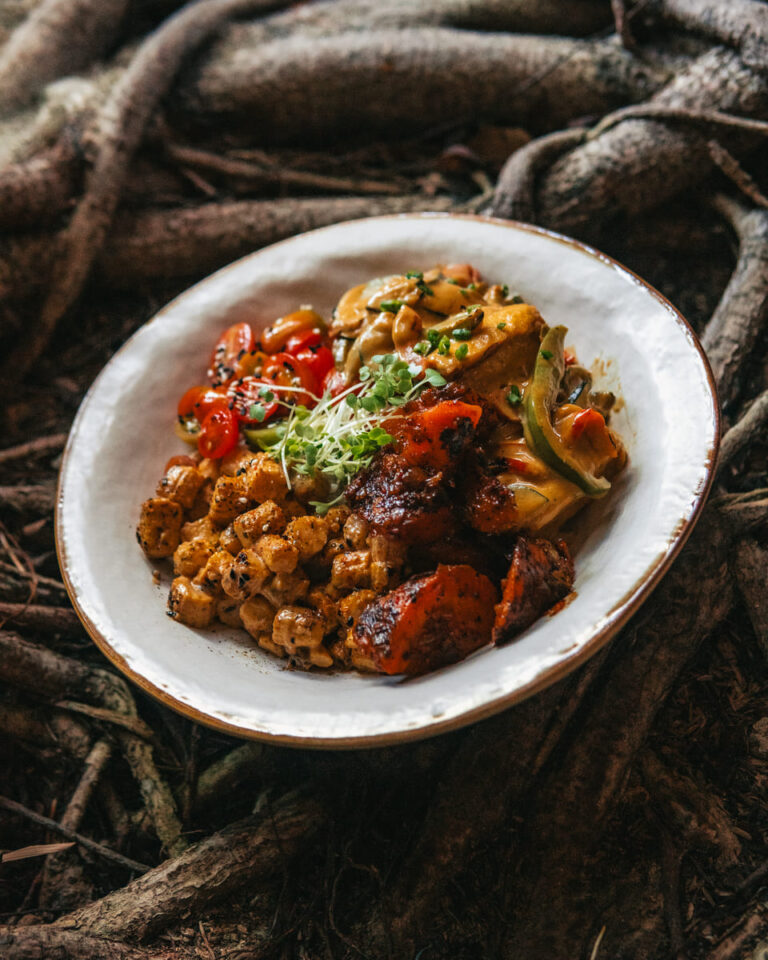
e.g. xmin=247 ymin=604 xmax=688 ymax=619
xmin=446 ymin=277 xmax=460 ymax=285
xmin=425 ymin=328 xmax=442 ymax=346
xmin=416 ymin=279 xmax=434 ymax=296
xmin=501 ymin=284 xmax=509 ymax=297
xmin=437 ymin=335 xmax=451 ymax=355
xmin=540 ymin=349 xmax=553 ymax=360
xmin=511 ymin=294 xmax=524 ymax=304
xmin=452 ymin=328 xmax=472 ymax=341
xmin=455 ymin=343 xmax=469 ymax=360
xmin=405 ymin=270 xmax=423 ymax=279
xmin=466 ymin=282 xmax=476 ymax=290
xmin=497 ymin=322 xmax=507 ymax=330
xmin=506 ymin=385 xmax=522 ymax=406
xmin=380 ymin=299 xmax=404 ymax=313
xmin=413 ymin=341 xmax=431 ymax=356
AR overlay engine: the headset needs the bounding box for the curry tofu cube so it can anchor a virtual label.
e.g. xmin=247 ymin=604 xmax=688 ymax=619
xmin=240 ymin=596 xmax=276 ymax=639
xmin=272 ymin=605 xmax=326 ymax=651
xmin=180 ymin=516 xmax=219 ymax=547
xmin=167 ymin=576 xmax=214 ymax=628
xmin=234 ymin=501 xmax=286 ymax=546
xmin=217 ymin=597 xmax=243 ymax=628
xmin=219 ymin=522 xmax=242 ymax=555
xmin=324 ymin=504 xmax=351 ymax=536
xmin=260 ymin=569 xmax=310 ymax=607
xmin=221 ymin=549 xmax=270 ymax=601
xmin=243 ymin=453 xmax=289 ymax=504
xmin=307 ymin=585 xmax=339 ymax=630
xmin=137 ymin=497 xmax=183 ymax=559
xmin=284 ymin=515 xmax=328 ymax=562
xmin=156 ymin=465 xmax=205 ymax=509
xmin=220 ymin=446 xmax=256 ymax=477
xmin=331 ymin=550 xmax=371 ymax=590
xmin=196 ymin=549 xmax=234 ymax=588
xmin=256 ymin=534 xmax=299 ymax=574
xmin=342 ymin=514 xmax=369 ymax=550
xmin=208 ymin=474 xmax=248 ymax=525
xmin=338 ymin=590 xmax=376 ymax=630
xmin=173 ymin=539 xmax=214 ymax=578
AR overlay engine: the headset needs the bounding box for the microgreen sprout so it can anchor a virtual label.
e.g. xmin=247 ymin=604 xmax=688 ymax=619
xmin=251 ymin=355 xmax=447 ymax=511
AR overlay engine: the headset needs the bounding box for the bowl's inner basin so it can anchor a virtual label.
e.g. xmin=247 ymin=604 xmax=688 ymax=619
xmin=58 ymin=216 xmax=716 ymax=743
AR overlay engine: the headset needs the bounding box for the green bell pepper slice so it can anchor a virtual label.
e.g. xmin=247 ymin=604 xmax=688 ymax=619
xmin=522 ymin=326 xmax=610 ymax=497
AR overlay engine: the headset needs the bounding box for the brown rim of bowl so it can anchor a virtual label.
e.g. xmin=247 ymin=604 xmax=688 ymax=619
xmin=54 ymin=212 xmax=721 ymax=750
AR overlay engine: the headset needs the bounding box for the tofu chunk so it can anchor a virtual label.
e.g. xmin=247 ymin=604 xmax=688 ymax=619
xmin=208 ymin=474 xmax=248 ymax=526
xmin=240 ymin=596 xmax=277 ymax=639
xmin=234 ymin=501 xmax=286 ymax=547
xmin=173 ymin=539 xmax=214 ymax=577
xmin=221 ymin=548 xmax=270 ymax=601
xmin=284 ymin=515 xmax=328 ymax=562
xmin=167 ymin=576 xmax=215 ymax=628
xmin=243 ymin=453 xmax=289 ymax=504
xmin=137 ymin=497 xmax=183 ymax=559
xmin=331 ymin=550 xmax=371 ymax=591
xmin=156 ymin=465 xmax=205 ymax=509
xmin=256 ymin=534 xmax=299 ymax=574
xmin=272 ymin=605 xmax=326 ymax=650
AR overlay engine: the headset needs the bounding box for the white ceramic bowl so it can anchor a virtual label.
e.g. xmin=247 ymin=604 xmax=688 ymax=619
xmin=56 ymin=215 xmax=718 ymax=747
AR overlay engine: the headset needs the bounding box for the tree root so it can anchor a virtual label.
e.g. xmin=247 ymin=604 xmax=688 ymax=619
xmin=648 ymin=0 xmax=768 ymax=75
xmin=532 ymin=48 xmax=768 ymax=231
xmin=54 ymin=791 xmax=322 ymax=941
xmin=702 ymin=195 xmax=768 ymax=410
xmin=38 ymin=738 xmax=114 ymax=911
xmin=195 ymin=742 xmax=263 ymax=809
xmin=717 ymin=490 xmax=768 ymax=535
xmin=0 ymin=632 xmax=187 ymax=857
xmin=0 ymin=0 xmax=130 ymax=113
xmin=0 ymin=927 xmax=160 ymax=960
xmin=732 ymin=537 xmax=768 ymax=658
xmin=176 ymin=29 xmax=670 ymax=144
xmin=0 ymin=795 xmax=150 ymax=874
xmin=0 ymin=602 xmax=82 ymax=637
xmin=498 ymin=509 xmax=734 ymax=957
xmin=0 ymin=432 xmax=68 ymax=466
xmin=0 ymin=484 xmax=57 ymax=514
xmin=641 ymin=749 xmax=742 ymax=867
xmin=718 ymin=388 xmax=768 ymax=469
xmin=0 ymin=136 xmax=79 ymax=229
xmin=1 ymin=0 xmax=290 ymax=384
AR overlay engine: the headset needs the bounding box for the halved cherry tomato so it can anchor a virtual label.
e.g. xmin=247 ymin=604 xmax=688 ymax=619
xmin=226 ymin=376 xmax=280 ymax=424
xmin=322 ymin=368 xmax=348 ymax=398
xmin=263 ymin=352 xmax=320 ymax=407
xmin=177 ymin=385 xmax=228 ymax=419
xmin=571 ymin=407 xmax=606 ymax=440
xmin=198 ymin=406 xmax=238 ymax=459
xmin=294 ymin=345 xmax=335 ymax=385
xmin=164 ymin=454 xmax=198 ymax=472
xmin=285 ymin=329 xmax=323 ymax=354
xmin=208 ymin=323 xmax=255 ymax=385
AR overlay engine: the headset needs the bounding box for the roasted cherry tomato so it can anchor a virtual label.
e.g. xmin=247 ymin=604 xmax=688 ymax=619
xmin=571 ymin=407 xmax=606 ymax=440
xmin=322 ymin=368 xmax=348 ymax=399
xmin=261 ymin=309 xmax=324 ymax=354
xmin=226 ymin=376 xmax=280 ymax=424
xmin=177 ymin=385 xmax=228 ymax=419
xmin=198 ymin=405 xmax=238 ymax=459
xmin=294 ymin=345 xmax=335 ymax=385
xmin=263 ymin=352 xmax=319 ymax=407
xmin=285 ymin=329 xmax=324 ymax=354
xmin=208 ymin=323 xmax=255 ymax=385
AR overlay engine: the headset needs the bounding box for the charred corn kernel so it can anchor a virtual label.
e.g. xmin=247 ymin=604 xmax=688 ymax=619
xmin=156 ymin=465 xmax=205 ymax=509
xmin=167 ymin=576 xmax=215 ymax=628
xmin=137 ymin=497 xmax=183 ymax=559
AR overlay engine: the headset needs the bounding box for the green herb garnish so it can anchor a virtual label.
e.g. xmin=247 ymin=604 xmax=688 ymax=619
xmin=511 ymin=294 xmax=524 ymax=304
xmin=452 ymin=328 xmax=472 ymax=341
xmin=405 ymin=270 xmax=423 ymax=279
xmin=501 ymin=284 xmax=509 ymax=298
xmin=437 ymin=335 xmax=451 ymax=355
xmin=507 ymin=385 xmax=522 ymax=406
xmin=446 ymin=278 xmax=460 ymax=285
xmin=497 ymin=322 xmax=507 ymax=330
xmin=417 ymin=279 xmax=434 ymax=296
xmin=380 ymin=299 xmax=404 ymax=313
xmin=540 ymin=349 xmax=553 ymax=360
xmin=249 ymin=403 xmax=267 ymax=422
xmin=455 ymin=343 xmax=469 ymax=360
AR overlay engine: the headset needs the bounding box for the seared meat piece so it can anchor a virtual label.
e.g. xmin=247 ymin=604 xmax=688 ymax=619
xmin=462 ymin=463 xmax=520 ymax=535
xmin=492 ymin=537 xmax=574 ymax=644
xmin=352 ymin=564 xmax=497 ymax=675
xmin=346 ymin=453 xmax=455 ymax=544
